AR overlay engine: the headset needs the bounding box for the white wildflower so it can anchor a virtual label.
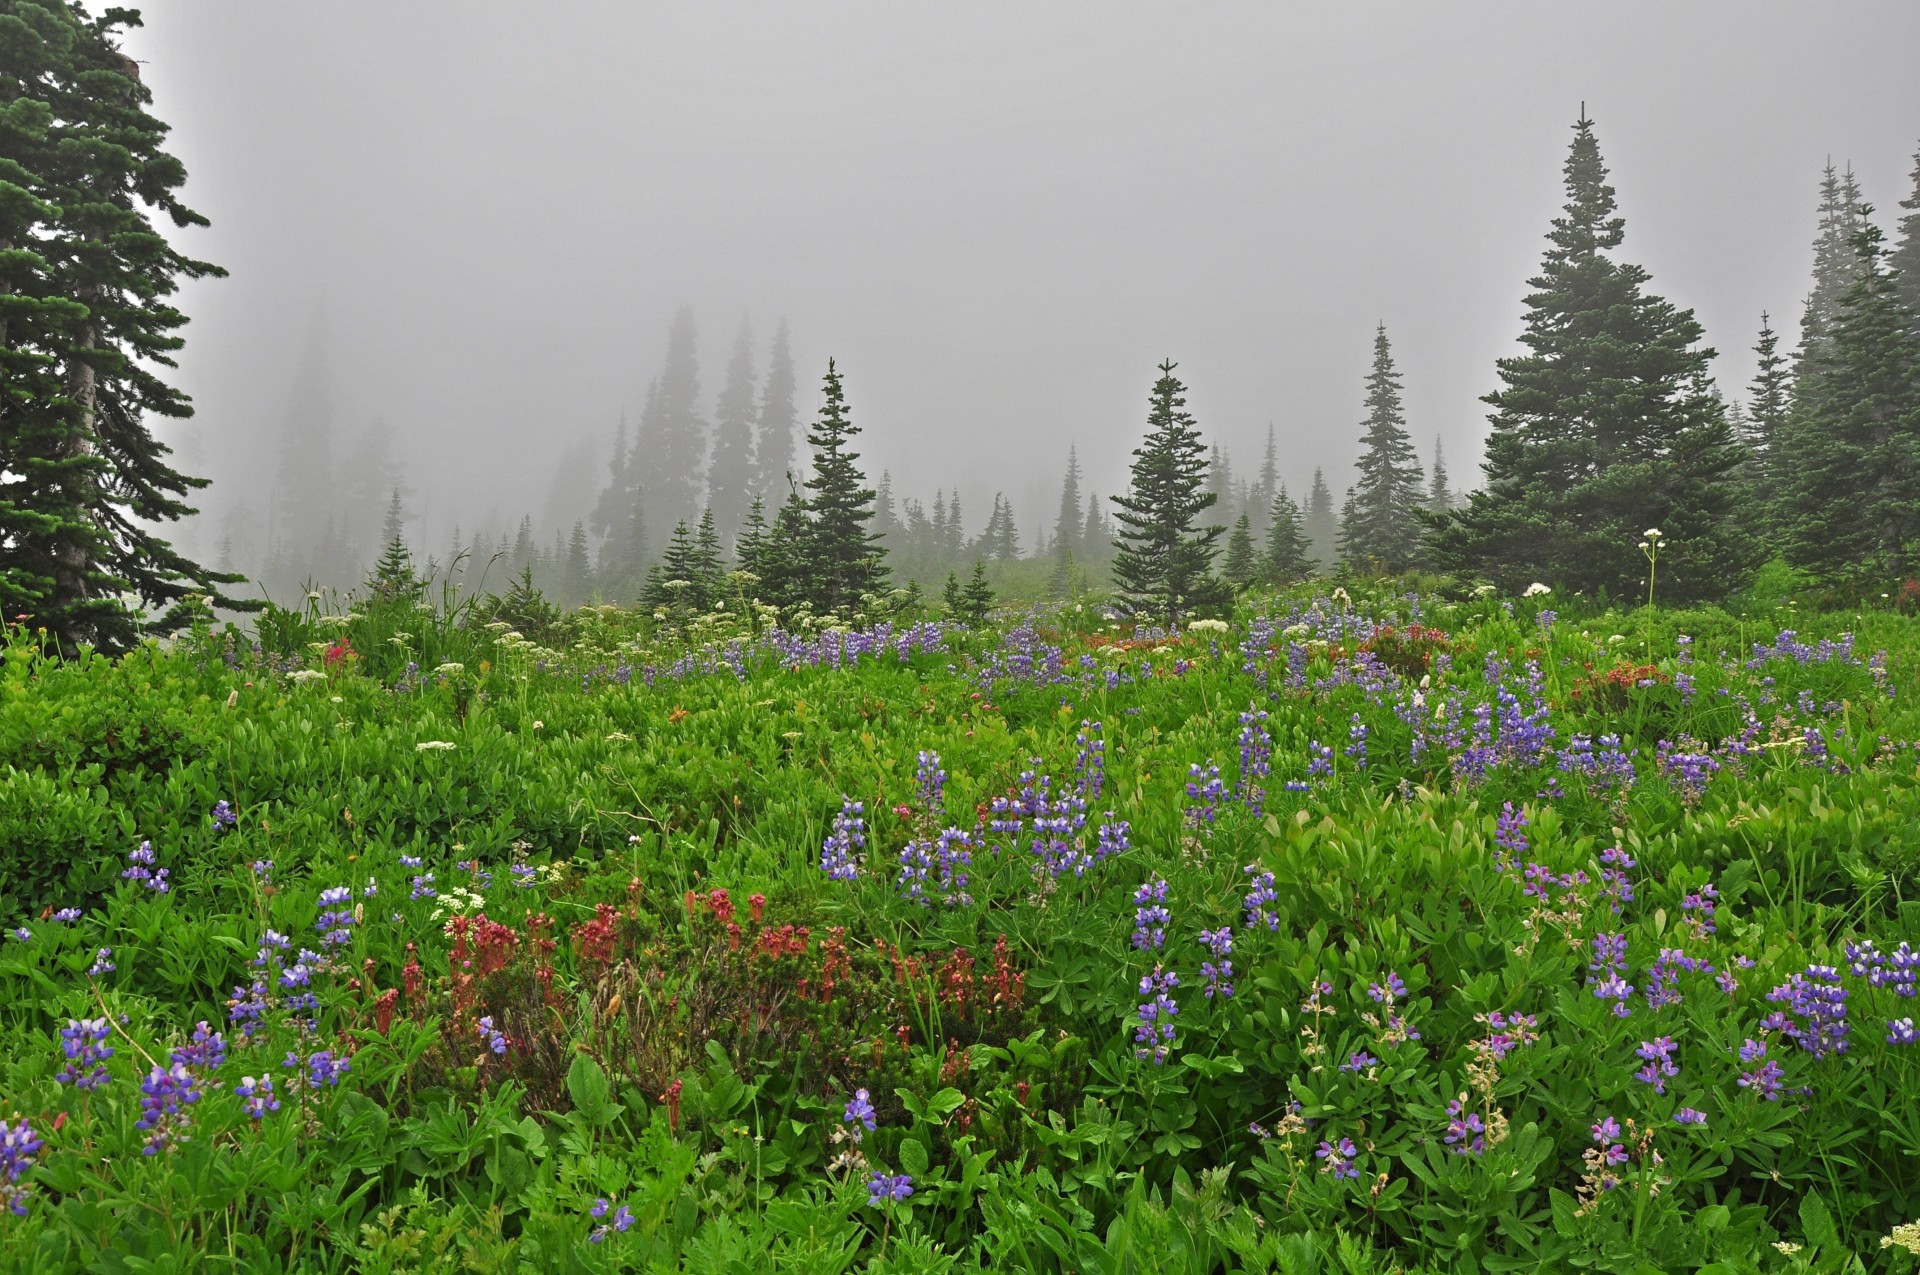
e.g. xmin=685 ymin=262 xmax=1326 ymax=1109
xmin=1523 ymin=582 xmax=1551 ymax=598
xmin=416 ymin=740 xmax=456 ymax=752
xmin=288 ymin=669 xmax=327 ymax=684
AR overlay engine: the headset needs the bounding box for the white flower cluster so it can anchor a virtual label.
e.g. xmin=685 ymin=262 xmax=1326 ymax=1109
xmin=432 ymin=886 xmax=489 ymax=922
xmin=288 ymin=669 xmax=328 ymax=684
xmin=1187 ymin=618 xmax=1230 ymax=634
xmin=415 ymin=740 xmax=456 ymax=752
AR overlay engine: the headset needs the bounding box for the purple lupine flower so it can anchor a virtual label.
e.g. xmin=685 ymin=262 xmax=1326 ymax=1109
xmin=1673 ymin=1108 xmax=1707 ymax=1125
xmin=915 ymin=750 xmax=947 ymax=814
xmin=1242 ymin=866 xmax=1280 ymax=931
xmin=1591 ymin=1116 xmax=1620 ymax=1142
xmin=1737 ymin=1040 xmax=1783 ymax=1100
xmin=1341 ymin=1050 xmax=1378 ymax=1073
xmin=122 ymin=841 xmax=170 ymax=894
xmin=510 ymin=863 xmax=537 ymax=889
xmin=897 ymin=828 xmax=974 ymax=907
xmin=136 ymin=1062 xmax=203 ymax=1154
xmin=866 ymin=1171 xmax=914 ymax=1206
xmin=0 ymin=1120 xmax=44 ymax=1216
xmin=1095 ymin=816 xmax=1131 ymax=862
xmin=1444 ymin=1098 xmax=1485 ymax=1156
xmin=588 ymin=1197 xmax=637 ymax=1242
xmin=56 ymin=1019 xmax=114 ymax=1090
xmin=1680 ymin=884 xmax=1718 ymax=939
xmin=1074 ymin=722 xmax=1106 ymax=802
xmin=398 ymin=854 xmax=423 ymax=869
xmin=9 ymin=928 xmax=27 ymax=942
xmin=1315 ymin=1137 xmax=1360 ymax=1179
xmin=1305 ymin=741 xmax=1334 ymax=778
xmin=1887 ymin=1018 xmax=1917 ymax=1046
xmin=1235 ymin=706 xmax=1271 ymax=814
xmin=410 ymin=873 xmax=437 ymax=900
xmin=1597 ymin=845 xmax=1637 ymax=913
xmin=52 ymin=907 xmax=81 ymax=923
xmin=1134 ymin=966 xmax=1179 ymax=1064
xmin=87 ymin=947 xmax=115 ymax=977
xmin=843 ymin=1088 xmax=877 ymax=1140
xmin=820 ymin=797 xmax=866 ymax=881
xmin=175 ymin=1022 xmax=227 ymax=1070
xmin=1198 ymin=927 xmax=1234 ymax=999
xmin=315 ymin=886 xmax=356 ymax=947
xmin=235 ymin=1075 xmax=280 ymax=1120
xmin=1634 ymin=1037 xmax=1679 ymax=1093
xmin=1644 ymin=948 xmax=1713 ymax=1011
xmin=1131 ymin=878 xmax=1171 ymax=951
xmin=477 ymin=1016 xmax=507 ymax=1055
xmin=1345 ymin=714 xmax=1369 ymax=770
xmin=1491 ymin=802 xmax=1530 ymax=870
xmin=286 ymin=1049 xmax=350 ymax=1088
xmin=1185 ymin=763 xmax=1225 ymax=826
xmin=1368 ymin=971 xmax=1408 ymax=1003
xmin=1766 ymin=965 xmax=1850 ymax=1059
xmin=211 ymin=800 xmax=237 ymax=831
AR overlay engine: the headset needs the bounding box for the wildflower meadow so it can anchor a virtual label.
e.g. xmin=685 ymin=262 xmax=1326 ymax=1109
xmin=2 ymin=578 xmax=1920 ymax=1272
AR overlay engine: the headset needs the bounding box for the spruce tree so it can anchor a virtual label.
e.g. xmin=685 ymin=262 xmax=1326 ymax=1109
xmin=1204 ymin=442 xmax=1236 ymax=516
xmin=959 ymin=559 xmax=994 ymax=624
xmin=940 ymin=569 xmax=964 ymax=618
xmin=635 ymin=307 xmax=706 ymax=550
xmin=1427 ymin=113 xmax=1752 ymax=603
xmin=1892 ymin=141 xmax=1920 ymax=328
xmin=1111 ymin=360 xmax=1228 ymax=623
xmin=1080 ymin=491 xmax=1105 ymax=565
xmin=754 ymin=320 xmax=797 ymax=498
xmin=1746 ymin=313 xmax=1792 ymax=488
xmin=1303 ymin=468 xmax=1336 ymax=570
xmin=0 ymin=3 xmax=252 ymax=649
xmin=1051 ymin=445 xmax=1082 ymax=562
xmin=1251 ymin=425 xmax=1279 ymax=539
xmin=1337 ymin=324 xmax=1426 ymax=573
xmin=367 ymin=492 xmax=418 ymax=603
xmin=799 ymin=360 xmax=886 ymax=614
xmin=564 ymin=521 xmax=592 ymax=605
xmin=642 ymin=519 xmax=702 ymax=614
xmin=734 ymin=495 xmax=769 ymax=583
xmin=692 ymin=506 xmax=726 ymax=603
xmin=1427 ymin=437 xmax=1454 ymax=514
xmin=1265 ymin=485 xmax=1313 ymax=585
xmin=1223 ymin=513 xmax=1257 ymax=588
xmin=978 ymin=493 xmax=1019 ymax=561
xmin=1775 ymin=220 xmax=1920 ymax=584
xmin=1797 ymin=162 xmax=1867 ymax=369
xmin=705 ymin=318 xmax=757 ymax=548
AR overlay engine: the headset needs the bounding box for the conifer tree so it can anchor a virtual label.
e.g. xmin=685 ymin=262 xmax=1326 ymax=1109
xmin=635 ymin=307 xmax=706 ymax=551
xmin=1892 ymin=141 xmax=1920 ymax=327
xmin=564 ymin=521 xmax=591 ymax=605
xmin=959 ymin=560 xmax=994 ymax=624
xmin=871 ymin=471 xmax=900 ymax=546
xmin=1427 ymin=113 xmax=1752 ymax=603
xmin=1746 ymin=313 xmax=1792 ymax=488
xmin=1775 ymin=220 xmax=1920 ymax=584
xmin=1303 ymin=468 xmax=1336 ymax=570
xmin=1337 ymin=324 xmax=1426 ymax=573
xmin=755 ymin=321 xmax=797 ymax=498
xmin=977 ymin=493 xmax=1020 ymax=561
xmin=1797 ymin=162 xmax=1867 ymax=369
xmin=378 ymin=487 xmax=406 ymax=553
xmin=511 ymin=516 xmax=535 ymax=574
xmin=1081 ymin=491 xmax=1105 ymax=566
xmin=940 ymin=570 xmax=964 ymax=617
xmin=799 ymin=360 xmax=886 ymax=614
xmin=692 ymin=506 xmax=726 ymax=603
xmin=1427 ymin=438 xmax=1454 ymax=514
xmin=1111 ymin=361 xmax=1228 ymax=623
xmin=588 ymin=410 xmax=629 ymax=543
xmin=1051 ymin=446 xmax=1082 ymax=563
xmin=734 ymin=495 xmax=769 ymax=584
xmin=642 ymin=519 xmax=702 ymax=614
xmin=367 ymin=492 xmax=418 ymax=603
xmin=1204 ymin=442 xmax=1236 ymax=517
xmin=705 ymin=319 xmax=757 ymax=548
xmin=268 ymin=319 xmax=336 ymax=586
xmin=1223 ymin=513 xmax=1257 ymax=588
xmin=943 ymin=492 xmax=965 ymax=561
xmin=1251 ymin=426 xmax=1279 ymax=538
xmin=1265 ymin=486 xmax=1313 ymax=585
xmin=0 ymin=4 xmax=252 ymax=649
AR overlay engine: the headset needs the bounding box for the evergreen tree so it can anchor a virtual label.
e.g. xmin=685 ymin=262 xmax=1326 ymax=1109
xmin=1081 ymin=491 xmax=1107 ymax=565
xmin=943 ymin=492 xmax=965 ymax=561
xmin=1775 ymin=220 xmax=1920 ymax=584
xmin=977 ymin=492 xmax=1020 ymax=561
xmin=378 ymin=487 xmax=406 ymax=552
xmin=588 ymin=409 xmax=630 ymax=543
xmin=1265 ymin=485 xmax=1313 ymax=584
xmin=734 ymin=495 xmax=769 ymax=583
xmin=366 ymin=492 xmax=418 ymax=603
xmin=1051 ymin=445 xmax=1082 ymax=562
xmin=268 ymin=315 xmax=336 ymax=586
xmin=511 ymin=516 xmax=535 ymax=574
xmin=958 ymin=560 xmax=994 ymax=624
xmin=940 ymin=569 xmax=964 ymax=618
xmin=1797 ymin=162 xmax=1867 ymax=369
xmin=1204 ymin=442 xmax=1236 ymax=516
xmin=564 ymin=521 xmax=591 ymax=605
xmin=871 ymin=470 xmax=899 ymax=545
xmin=1427 ymin=113 xmax=1753 ymax=603
xmin=1746 ymin=313 xmax=1792 ymax=486
xmin=1223 ymin=512 xmax=1257 ymax=588
xmin=692 ymin=506 xmax=726 ymax=602
xmin=0 ymin=4 xmax=252 ymax=649
xmin=642 ymin=519 xmax=703 ymax=613
xmin=1337 ymin=324 xmax=1427 ymax=573
xmin=1303 ymin=468 xmax=1336 ymax=570
xmin=1892 ymin=141 xmax=1920 ymax=328
xmin=1251 ymin=425 xmax=1279 ymax=538
xmin=1427 ymin=437 xmax=1454 ymax=514
xmin=754 ymin=320 xmax=797 ymax=498
xmin=705 ymin=318 xmax=757 ymax=548
xmin=634 ymin=306 xmax=706 ymax=551
xmin=1111 ymin=360 xmax=1228 ymax=623
xmin=799 ymin=360 xmax=886 ymax=613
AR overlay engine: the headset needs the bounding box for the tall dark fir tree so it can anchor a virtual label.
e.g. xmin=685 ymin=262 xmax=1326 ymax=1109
xmin=799 ymin=360 xmax=887 ymax=613
xmin=1427 ymin=113 xmax=1752 ymax=603
xmin=704 ymin=318 xmax=757 ymax=549
xmin=1893 ymin=140 xmax=1920 ymax=328
xmin=1427 ymin=438 xmax=1454 ymax=515
xmin=1337 ymin=324 xmax=1426 ymax=573
xmin=1302 ymin=468 xmax=1336 ymax=570
xmin=0 ymin=2 xmax=251 ymax=650
xmin=1798 ymin=162 xmax=1867 ymax=369
xmin=1745 ymin=314 xmax=1792 ymax=492
xmin=1265 ymin=485 xmax=1313 ymax=585
xmin=1110 ymin=361 xmax=1228 ymax=623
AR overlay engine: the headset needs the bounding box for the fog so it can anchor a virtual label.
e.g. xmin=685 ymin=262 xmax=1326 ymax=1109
xmin=120 ymin=2 xmax=1920 ymax=588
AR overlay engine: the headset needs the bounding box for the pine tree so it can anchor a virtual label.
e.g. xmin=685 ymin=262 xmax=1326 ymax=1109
xmin=1892 ymin=141 xmax=1920 ymax=328
xmin=959 ymin=559 xmax=995 ymax=624
xmin=1265 ymin=485 xmax=1313 ymax=584
xmin=1797 ymin=162 xmax=1867 ymax=369
xmin=1111 ymin=360 xmax=1229 ymax=623
xmin=635 ymin=307 xmax=706 ymax=551
xmin=0 ymin=5 xmax=252 ymax=649
xmin=1427 ymin=113 xmax=1753 ymax=603
xmin=1251 ymin=426 xmax=1279 ymax=538
xmin=1337 ymin=324 xmax=1427 ymax=573
xmin=1775 ymin=220 xmax=1920 ymax=584
xmin=1746 ymin=313 xmax=1792 ymax=487
xmin=754 ymin=320 xmax=797 ymax=498
xmin=799 ymin=360 xmax=887 ymax=614
xmin=1223 ymin=513 xmax=1257 ymax=588
xmin=1303 ymin=469 xmax=1336 ymax=569
xmin=1427 ymin=437 xmax=1454 ymax=514
xmin=705 ymin=318 xmax=757 ymax=548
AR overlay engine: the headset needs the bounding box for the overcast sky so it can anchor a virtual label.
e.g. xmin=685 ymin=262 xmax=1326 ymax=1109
xmin=123 ymin=2 xmax=1920 ymax=557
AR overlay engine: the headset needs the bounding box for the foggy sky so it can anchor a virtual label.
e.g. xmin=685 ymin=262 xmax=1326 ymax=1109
xmin=121 ymin=3 xmax=1920 ymax=563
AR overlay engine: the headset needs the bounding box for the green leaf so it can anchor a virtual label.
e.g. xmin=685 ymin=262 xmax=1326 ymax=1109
xmin=567 ymin=1054 xmax=617 ymax=1127
xmin=1799 ymin=1190 xmax=1838 ymax=1250
xmin=898 ymin=1137 xmax=930 ymax=1179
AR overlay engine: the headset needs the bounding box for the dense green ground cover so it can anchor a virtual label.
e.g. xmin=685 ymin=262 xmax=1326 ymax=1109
xmin=3 ymin=583 xmax=1920 ymax=1272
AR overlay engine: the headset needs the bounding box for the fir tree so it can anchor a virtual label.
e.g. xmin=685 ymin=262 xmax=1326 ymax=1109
xmin=940 ymin=569 xmax=964 ymax=618
xmin=959 ymin=559 xmax=994 ymax=624
xmin=379 ymin=487 xmax=406 ymax=552
xmin=978 ymin=492 xmax=1020 ymax=561
xmin=564 ymin=521 xmax=592 ymax=605
xmin=1337 ymin=324 xmax=1426 ymax=573
xmin=754 ymin=320 xmax=797 ymax=498
xmin=734 ymin=495 xmax=769 ymax=584
xmin=1427 ymin=113 xmax=1753 ymax=603
xmin=872 ymin=470 xmax=900 ymax=545
xmin=1204 ymin=442 xmax=1236 ymax=516
xmin=1775 ymin=219 xmax=1920 ymax=584
xmin=1223 ymin=512 xmax=1257 ymax=588
xmin=1251 ymin=425 xmax=1279 ymax=539
xmin=1265 ymin=485 xmax=1313 ymax=585
xmin=366 ymin=491 xmax=418 ymax=603
xmin=1081 ymin=491 xmax=1107 ymax=565
xmin=1892 ymin=141 xmax=1920 ymax=328
xmin=1797 ymin=162 xmax=1867 ymax=368
xmin=748 ymin=487 xmax=811 ymax=610
xmin=1303 ymin=468 xmax=1336 ymax=570
xmin=692 ymin=506 xmax=726 ymax=602
xmin=799 ymin=360 xmax=886 ymax=613
xmin=511 ymin=516 xmax=535 ymax=574
xmin=1111 ymin=360 xmax=1228 ymax=623
xmin=0 ymin=5 xmax=251 ymax=649
xmin=1051 ymin=445 xmax=1082 ymax=563
xmin=635 ymin=307 xmax=706 ymax=551
xmin=1746 ymin=313 xmax=1792 ymax=486
xmin=642 ymin=519 xmax=702 ymax=614
xmin=1427 ymin=437 xmax=1454 ymax=515
xmin=588 ymin=409 xmax=629 ymax=543
xmin=268 ymin=315 xmax=335 ymax=586
xmin=705 ymin=318 xmax=757 ymax=548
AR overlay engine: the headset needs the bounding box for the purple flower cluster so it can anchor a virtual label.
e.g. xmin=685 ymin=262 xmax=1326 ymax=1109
xmin=1345 ymin=714 xmax=1369 ymax=770
xmin=1444 ymin=1097 xmax=1486 ymax=1156
xmin=1588 ymin=933 xmax=1634 ymax=1017
xmin=137 ymin=1062 xmax=204 ymax=1154
xmin=1766 ymin=965 xmax=1850 ymax=1059
xmin=1306 ymin=741 xmax=1334 ymax=778
xmin=56 ymin=1018 xmax=114 ymax=1090
xmin=820 ymin=797 xmax=866 ymax=882
xmin=1846 ymin=940 xmax=1919 ymax=997
xmin=1235 ymin=706 xmax=1270 ymax=814
xmin=235 ymin=1074 xmax=280 ymax=1120
xmin=1242 ymin=867 xmax=1280 ymax=932
xmin=315 ymin=886 xmax=356 ymax=947
xmin=0 ymin=1119 xmax=44 ymax=1215
xmin=915 ymin=749 xmax=947 ymax=816
xmin=1598 ymin=846 xmax=1637 ymax=914
xmin=1680 ymin=884 xmax=1718 ymax=939
xmin=1558 ymin=734 xmax=1637 ymax=793
xmin=1134 ymin=966 xmax=1179 ymax=1064
xmin=1185 ymin=762 xmax=1225 ymax=826
xmin=1634 ymin=1037 xmax=1679 ymax=1093
xmin=1737 ymin=1039 xmax=1783 ymax=1100
xmin=1656 ymin=740 xmax=1721 ymax=803
xmin=1131 ymin=878 xmax=1170 ymax=951
xmin=87 ymin=947 xmax=115 ymax=978
xmin=866 ymin=1171 xmax=914 ymax=1207
xmin=897 ymin=828 xmax=975 ymax=907
xmin=477 ymin=1016 xmax=507 ymax=1055
xmin=1491 ymin=802 xmax=1530 ymax=870
xmin=1315 ymin=1137 xmax=1360 ymax=1179
xmin=843 ymin=1088 xmax=876 ymax=1141
xmin=123 ymin=841 xmax=169 ymax=894
xmin=1198 ymin=927 xmax=1233 ymax=999
xmin=1074 ymin=722 xmax=1106 ymax=802
xmin=285 ymin=1048 xmax=351 ymax=1089
xmin=211 ymin=800 xmax=237 ymax=831
xmin=1644 ymin=948 xmax=1714 ymax=1011
xmin=991 ymin=766 xmax=1094 ymax=878
xmin=588 ymin=1197 xmax=636 ymax=1242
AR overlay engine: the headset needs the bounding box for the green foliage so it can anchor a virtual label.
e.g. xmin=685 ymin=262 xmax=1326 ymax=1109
xmin=1337 ymin=325 xmax=1426 ymax=574
xmin=1112 ymin=361 xmax=1230 ymax=624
